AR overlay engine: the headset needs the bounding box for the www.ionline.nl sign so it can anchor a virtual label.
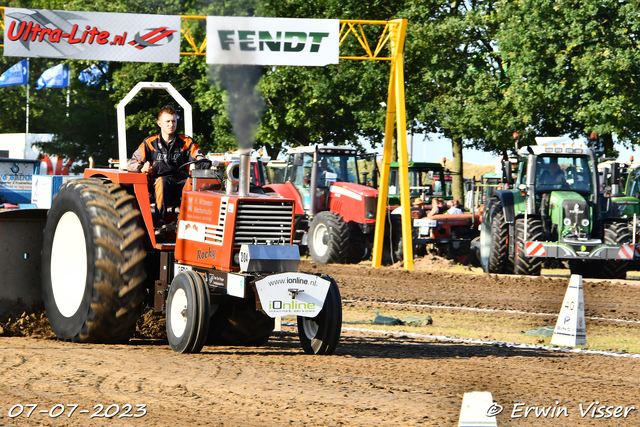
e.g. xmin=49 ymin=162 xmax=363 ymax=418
xmin=3 ymin=8 xmax=182 ymax=63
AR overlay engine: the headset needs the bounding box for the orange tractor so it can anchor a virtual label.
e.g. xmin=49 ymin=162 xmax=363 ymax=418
xmin=39 ymin=83 xmax=342 ymax=355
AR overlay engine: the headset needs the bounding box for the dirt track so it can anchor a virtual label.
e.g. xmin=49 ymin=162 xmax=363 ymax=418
xmin=1 ymin=259 xmax=639 ymax=426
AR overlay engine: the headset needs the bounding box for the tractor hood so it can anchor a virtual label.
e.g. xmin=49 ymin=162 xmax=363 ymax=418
xmin=548 ymin=191 xmax=591 ymax=239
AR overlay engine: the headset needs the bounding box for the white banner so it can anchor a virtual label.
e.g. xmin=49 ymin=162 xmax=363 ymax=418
xmin=207 ymin=16 xmax=339 ymax=66
xmin=255 ymin=272 xmax=330 ymax=318
xmin=4 ymin=8 xmax=181 ymax=63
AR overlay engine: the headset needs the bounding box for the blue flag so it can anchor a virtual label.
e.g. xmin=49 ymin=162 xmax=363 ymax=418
xmin=79 ymin=62 xmax=108 ymax=87
xmin=36 ymin=64 xmax=69 ymax=90
xmin=0 ymin=59 xmax=29 ymax=88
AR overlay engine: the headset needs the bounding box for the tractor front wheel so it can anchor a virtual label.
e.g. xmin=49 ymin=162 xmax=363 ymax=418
xmin=480 ymin=200 xmax=508 ymax=273
xmin=166 ymin=271 xmax=210 ymax=354
xmin=298 ymin=274 xmax=342 ymax=355
xmin=308 ymin=212 xmax=350 ymax=264
xmin=601 ymin=222 xmax=631 ymax=280
xmin=513 ymin=219 xmax=544 ymax=276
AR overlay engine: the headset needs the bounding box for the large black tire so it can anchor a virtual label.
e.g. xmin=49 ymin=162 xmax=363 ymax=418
xmin=166 ymin=271 xmax=210 ymax=354
xmin=601 ymin=222 xmax=631 ymax=280
xmin=513 ymin=219 xmax=544 ymax=276
xmin=480 ymin=200 xmax=508 ymax=273
xmin=41 ymin=179 xmax=146 ymax=343
xmin=298 ymin=274 xmax=342 ymax=355
xmin=345 ymin=224 xmax=367 ymax=264
xmin=207 ymin=299 xmax=274 ymax=346
xmin=468 ymin=236 xmax=481 ymax=267
xmin=568 ymin=260 xmax=599 ymax=278
xmin=308 ymin=211 xmax=350 ymax=264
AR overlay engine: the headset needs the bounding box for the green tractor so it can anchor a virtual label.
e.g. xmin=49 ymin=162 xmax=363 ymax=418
xmin=480 ymin=139 xmax=636 ymax=279
xmin=598 ymin=159 xmax=640 ymax=219
xmin=387 ymin=161 xmax=452 ymax=206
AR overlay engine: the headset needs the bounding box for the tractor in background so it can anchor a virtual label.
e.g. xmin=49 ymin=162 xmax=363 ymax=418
xmin=263 ymin=145 xmax=379 ymax=264
xmin=387 ymin=161 xmax=453 ymax=206
xmin=39 ymin=83 xmax=342 ymax=355
xmin=481 ymin=138 xmax=636 ymax=279
xmin=597 ymin=159 xmax=640 ymax=219
xmin=206 ymin=150 xmax=271 ymax=189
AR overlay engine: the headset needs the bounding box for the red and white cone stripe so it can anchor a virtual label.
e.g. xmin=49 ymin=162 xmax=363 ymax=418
xmin=617 ymin=245 xmax=634 ymax=260
xmin=525 ymin=241 xmax=546 ymax=257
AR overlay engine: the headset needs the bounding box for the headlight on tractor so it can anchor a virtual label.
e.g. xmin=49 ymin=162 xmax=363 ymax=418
xmin=581 ymin=219 xmax=589 ymax=227
xmin=563 ymin=218 xmax=572 ymax=226
xmin=366 ymin=211 xmax=375 ymax=219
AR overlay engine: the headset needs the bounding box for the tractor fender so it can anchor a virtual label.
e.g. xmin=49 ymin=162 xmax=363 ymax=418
xmin=492 ymin=191 xmax=516 ymax=224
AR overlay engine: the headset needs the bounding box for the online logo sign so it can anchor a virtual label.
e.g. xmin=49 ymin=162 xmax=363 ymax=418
xmin=207 ymin=16 xmax=339 ymax=66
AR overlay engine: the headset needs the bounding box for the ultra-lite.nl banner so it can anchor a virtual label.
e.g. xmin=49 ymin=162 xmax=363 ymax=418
xmin=207 ymin=16 xmax=339 ymax=66
xmin=3 ymin=8 xmax=181 ymax=63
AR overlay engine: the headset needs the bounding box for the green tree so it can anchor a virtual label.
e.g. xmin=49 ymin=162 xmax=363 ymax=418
xmin=403 ymin=1 xmax=518 ymax=202
xmin=498 ymin=0 xmax=640 ymax=157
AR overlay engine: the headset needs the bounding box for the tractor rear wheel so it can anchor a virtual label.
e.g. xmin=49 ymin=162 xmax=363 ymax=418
xmin=601 ymin=222 xmax=631 ymax=280
xmin=207 ymin=299 xmax=274 ymax=346
xmin=298 ymin=274 xmax=342 ymax=355
xmin=480 ymin=200 xmax=508 ymax=273
xmin=166 ymin=271 xmax=210 ymax=353
xmin=308 ymin=211 xmax=350 ymax=264
xmin=514 ymin=219 xmax=544 ymax=276
xmin=41 ymin=179 xmax=146 ymax=343
xmin=345 ymin=224 xmax=367 ymax=264
xmin=468 ymin=237 xmax=481 ymax=267
xmin=568 ymin=260 xmax=599 ymax=278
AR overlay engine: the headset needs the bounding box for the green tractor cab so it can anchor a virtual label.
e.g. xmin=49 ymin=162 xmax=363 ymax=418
xmin=480 ymin=138 xmax=637 ymax=279
xmin=387 ymin=161 xmax=452 ymax=206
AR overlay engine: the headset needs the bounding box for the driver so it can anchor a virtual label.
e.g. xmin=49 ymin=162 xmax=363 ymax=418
xmin=127 ymin=105 xmax=211 ymax=224
xmin=539 ymin=158 xmax=565 ymax=185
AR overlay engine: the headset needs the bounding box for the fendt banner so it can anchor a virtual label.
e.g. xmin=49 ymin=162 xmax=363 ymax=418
xmin=3 ymin=8 xmax=181 ymax=63
xmin=207 ymin=16 xmax=339 ymax=66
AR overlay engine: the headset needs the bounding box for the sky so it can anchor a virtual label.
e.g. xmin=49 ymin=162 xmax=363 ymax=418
xmin=409 ymin=133 xmax=640 ymax=166
xmin=410 ymin=133 xmax=498 ymax=165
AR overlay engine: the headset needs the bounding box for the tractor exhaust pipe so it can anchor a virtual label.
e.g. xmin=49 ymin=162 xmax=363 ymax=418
xmin=226 ymin=161 xmax=240 ymax=194
xmin=238 ymin=152 xmax=250 ymax=197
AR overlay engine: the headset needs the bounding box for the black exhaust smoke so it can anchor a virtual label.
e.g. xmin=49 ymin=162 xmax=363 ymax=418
xmin=209 ymin=65 xmax=265 ymax=195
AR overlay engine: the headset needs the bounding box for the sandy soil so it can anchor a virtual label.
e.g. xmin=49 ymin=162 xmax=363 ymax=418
xmin=0 ymin=258 xmax=639 ymax=426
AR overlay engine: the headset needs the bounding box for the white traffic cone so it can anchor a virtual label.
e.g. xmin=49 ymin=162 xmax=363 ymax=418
xmin=458 ymin=392 xmax=498 ymax=427
xmin=550 ymin=274 xmax=586 ymax=346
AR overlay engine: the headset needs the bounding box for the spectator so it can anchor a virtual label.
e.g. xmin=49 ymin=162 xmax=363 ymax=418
xmin=427 ymin=198 xmax=445 ymax=217
xmin=411 ymin=197 xmax=427 ymax=219
xmin=447 ymin=199 xmax=463 ymax=214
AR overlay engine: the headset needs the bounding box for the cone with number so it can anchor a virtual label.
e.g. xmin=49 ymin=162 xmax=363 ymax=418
xmin=551 ymin=274 xmax=586 ymax=346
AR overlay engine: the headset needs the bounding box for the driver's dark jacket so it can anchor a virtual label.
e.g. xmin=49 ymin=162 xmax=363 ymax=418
xmin=126 ymin=133 xmax=204 ymax=177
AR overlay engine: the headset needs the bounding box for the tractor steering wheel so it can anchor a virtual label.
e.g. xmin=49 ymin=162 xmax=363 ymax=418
xmin=178 ymin=159 xmax=211 ymax=178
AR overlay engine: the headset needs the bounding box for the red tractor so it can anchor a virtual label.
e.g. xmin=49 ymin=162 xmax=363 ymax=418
xmin=263 ymin=145 xmax=379 ymax=264
xmin=39 ymin=83 xmax=342 ymax=355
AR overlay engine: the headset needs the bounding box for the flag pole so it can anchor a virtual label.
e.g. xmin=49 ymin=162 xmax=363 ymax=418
xmin=26 ymin=58 xmax=30 ymax=134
